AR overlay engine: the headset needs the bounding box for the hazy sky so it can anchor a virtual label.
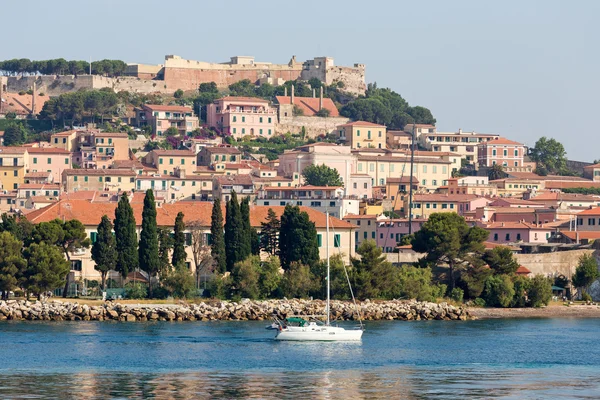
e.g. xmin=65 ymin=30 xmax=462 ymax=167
xmin=3 ymin=0 xmax=599 ymax=160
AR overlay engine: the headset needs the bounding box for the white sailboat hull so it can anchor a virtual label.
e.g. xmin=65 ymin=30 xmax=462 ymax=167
xmin=275 ymin=325 xmax=363 ymax=341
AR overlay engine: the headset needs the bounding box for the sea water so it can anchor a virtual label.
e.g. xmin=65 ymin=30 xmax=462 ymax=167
xmin=0 ymin=318 xmax=599 ymax=399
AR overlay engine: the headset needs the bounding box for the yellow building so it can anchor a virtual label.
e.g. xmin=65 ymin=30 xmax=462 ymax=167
xmin=146 ymin=150 xmax=198 ymax=176
xmin=337 ymin=121 xmax=387 ymax=149
xmin=50 ymin=130 xmax=78 ymax=151
xmin=62 ymin=169 xmax=137 ymax=193
xmin=0 ymin=147 xmax=28 ymax=190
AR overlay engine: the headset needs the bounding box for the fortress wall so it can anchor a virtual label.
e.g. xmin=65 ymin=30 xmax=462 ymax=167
xmin=276 ymin=116 xmax=350 ymax=138
xmin=325 ymin=66 xmax=366 ymax=95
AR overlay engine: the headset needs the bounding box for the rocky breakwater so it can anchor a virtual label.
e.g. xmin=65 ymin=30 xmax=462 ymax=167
xmin=0 ymin=299 xmax=472 ymax=322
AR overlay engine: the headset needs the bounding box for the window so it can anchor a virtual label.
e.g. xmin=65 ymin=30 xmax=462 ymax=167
xmin=65 ymin=158 xmax=69 ymax=165
xmin=47 ymin=158 xmax=52 ymax=164
xmin=493 ymin=233 xmax=498 ymax=241
xmin=433 ymin=166 xmax=437 ymax=174
xmin=380 ymin=164 xmax=384 ymax=172
xmin=426 ymin=203 xmax=430 ymax=209
xmin=363 ymin=183 xmax=368 ymax=189
xmin=492 ymin=149 xmax=497 ymax=156
xmin=260 ymin=117 xmax=263 ymax=123
xmin=371 ymin=232 xmax=375 ymax=239
xmin=353 ymin=183 xmax=357 ymax=189
xmin=159 ymin=158 xmax=163 ymax=165
xmin=33 ymin=158 xmax=37 ymax=164
xmin=363 ymin=232 xmax=367 ymax=239
xmin=233 ymin=116 xmax=237 ymax=122
xmin=334 ymin=234 xmax=341 ymax=248
xmin=181 ymin=159 xmax=185 ymax=165
xmin=90 ymin=232 xmax=97 ymax=243
xmin=242 ymin=128 xmax=245 ymax=134
xmin=317 ymin=234 xmax=322 ymax=247
xmin=422 ymin=179 xmax=427 ymax=186
xmin=105 ymin=177 xmax=111 ymax=182
xmin=367 ymin=131 xmax=371 ymax=139
xmin=380 ymin=233 xmax=384 ymax=239
xmin=442 ymin=203 xmax=448 ymax=209
xmin=369 ymin=164 xmax=374 ymax=172
xmin=233 ymin=128 xmax=237 ymax=134
xmin=329 ymin=201 xmax=335 ymax=207
xmin=74 ymin=176 xmax=78 ymax=182
xmin=259 ymin=129 xmax=263 ymax=135
xmin=514 ymin=149 xmax=518 ymax=157
xmin=169 ymin=159 xmax=173 ymax=165
xmin=357 ymin=130 xmax=360 ymax=137
xmin=358 ymin=164 xmax=363 ymax=172
xmin=423 ymin=165 xmax=427 ymax=173
xmin=432 ymin=180 xmax=437 ymax=186
xmin=517 ymin=233 xmax=521 ymax=240
xmin=84 ymin=176 xmax=88 ymax=182
xmin=242 ymin=116 xmax=246 ymax=123
xmin=503 ymin=149 xmax=508 ymax=157
xmin=505 ymin=233 xmax=510 ymax=241
xmin=99 ymin=177 xmax=103 ymax=182
xmin=268 ymin=129 xmax=272 ymax=135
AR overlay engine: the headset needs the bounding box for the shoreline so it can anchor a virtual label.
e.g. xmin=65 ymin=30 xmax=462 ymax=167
xmin=468 ymin=304 xmax=600 ymax=319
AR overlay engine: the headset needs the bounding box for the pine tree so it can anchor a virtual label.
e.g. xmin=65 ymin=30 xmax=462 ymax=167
xmin=279 ymin=205 xmax=319 ymax=270
xmin=172 ymin=212 xmax=186 ymax=268
xmin=225 ymin=191 xmax=242 ymax=271
xmin=114 ymin=193 xmax=138 ymax=278
xmin=157 ymin=227 xmax=173 ymax=275
xmin=260 ymin=208 xmax=280 ymax=255
xmin=138 ymin=190 xmax=159 ymax=297
xmin=91 ymin=215 xmax=117 ymax=291
xmin=239 ymin=197 xmax=252 ymax=260
xmin=210 ymin=199 xmax=226 ymax=273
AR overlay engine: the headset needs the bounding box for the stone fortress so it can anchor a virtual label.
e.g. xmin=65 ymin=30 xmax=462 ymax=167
xmin=4 ymin=55 xmax=366 ymax=96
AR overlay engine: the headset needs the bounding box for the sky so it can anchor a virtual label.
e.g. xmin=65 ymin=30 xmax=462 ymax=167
xmin=3 ymin=0 xmax=599 ymax=161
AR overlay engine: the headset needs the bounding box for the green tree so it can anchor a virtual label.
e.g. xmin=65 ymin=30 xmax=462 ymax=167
xmin=511 ymin=275 xmax=531 ymax=307
xmin=231 ymin=256 xmax=260 ymax=299
xmin=281 ymin=262 xmax=314 ymax=298
xmin=278 ymin=205 xmax=319 ymax=270
xmin=351 ymin=240 xmax=397 ymax=299
xmin=260 ymin=208 xmax=280 ymax=255
xmin=0 ymin=231 xmax=26 ymax=300
xmin=139 ymin=190 xmax=160 ymax=297
xmin=483 ymin=246 xmax=519 ymax=275
xmin=22 ymin=242 xmax=70 ymax=300
xmin=174 ymin=89 xmax=184 ymax=98
xmin=225 ymin=192 xmax=243 ymax=271
xmin=396 ymin=266 xmax=437 ymax=302
xmin=483 ymin=275 xmax=515 ymax=307
xmin=239 ymin=197 xmax=252 ymax=261
xmin=572 ymin=253 xmax=599 ymax=297
xmin=210 ymin=199 xmax=226 ymax=273
xmin=412 ymin=213 xmax=489 ymax=290
xmin=302 ymin=164 xmax=344 ymax=187
xmin=91 ymin=215 xmax=117 ymax=290
xmin=114 ymin=193 xmax=138 ymax=278
xmin=487 ymin=164 xmax=507 ymax=181
xmin=0 ymin=214 xmax=33 ymax=242
xmin=162 ymin=262 xmax=196 ymax=299
xmin=529 ymin=137 xmax=568 ymax=175
xmin=157 ymin=227 xmax=174 ymax=275
xmin=199 ymin=82 xmax=218 ymax=93
xmin=258 ymin=256 xmax=282 ymax=299
xmin=172 ymin=212 xmax=186 ymax=267
xmin=528 ymin=275 xmax=553 ymax=307
xmin=458 ymin=264 xmax=493 ymax=299
xmin=3 ymin=123 xmax=28 ymax=146
xmin=164 ymin=127 xmax=179 ymax=137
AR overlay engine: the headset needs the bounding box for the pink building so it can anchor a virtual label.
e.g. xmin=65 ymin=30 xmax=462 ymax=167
xmin=477 ymin=137 xmax=525 ymax=168
xmin=376 ymin=218 xmax=425 ymax=252
xmin=26 ymin=147 xmax=72 ymax=184
xmin=206 ymin=97 xmax=277 ymax=139
xmin=483 ymin=221 xmax=554 ymax=244
xmin=139 ymin=104 xmax=199 ymax=137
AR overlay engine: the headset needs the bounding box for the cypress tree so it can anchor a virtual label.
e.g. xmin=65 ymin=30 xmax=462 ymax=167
xmin=224 ymin=191 xmax=241 ymax=271
xmin=157 ymin=227 xmax=173 ymax=275
xmin=139 ymin=190 xmax=159 ymax=297
xmin=279 ymin=205 xmax=319 ymax=270
xmin=239 ymin=197 xmax=252 ymax=261
xmin=91 ymin=215 xmax=117 ymax=291
xmin=172 ymin=212 xmax=186 ymax=267
xmin=260 ymin=208 xmax=280 ymax=255
xmin=114 ymin=193 xmax=138 ymax=278
xmin=210 ymin=199 xmax=226 ymax=273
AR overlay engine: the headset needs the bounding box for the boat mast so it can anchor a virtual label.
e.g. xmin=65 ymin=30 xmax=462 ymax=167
xmin=408 ymin=123 xmax=416 ymax=235
xmin=326 ymin=211 xmax=330 ymax=326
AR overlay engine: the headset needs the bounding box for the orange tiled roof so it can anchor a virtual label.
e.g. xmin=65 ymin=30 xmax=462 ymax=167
xmin=338 ymin=120 xmax=386 ymax=128
xmin=578 ymin=207 xmax=600 ymax=216
xmin=26 ymin=147 xmax=71 ymax=154
xmin=143 ymin=104 xmax=193 ymax=113
xmin=219 ymin=96 xmax=269 ymax=103
xmin=481 ymin=137 xmax=524 ymax=146
xmin=275 ymin=96 xmax=339 ymax=117
xmin=25 ymin=200 xmax=355 ymax=230
xmin=516 ymin=266 xmax=531 ymax=274
xmin=151 ymin=150 xmax=196 ymax=157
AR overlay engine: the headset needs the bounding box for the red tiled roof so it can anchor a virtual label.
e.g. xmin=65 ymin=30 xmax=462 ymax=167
xmin=205 ymin=146 xmax=242 ymax=154
xmin=151 ymin=150 xmax=196 ymax=157
xmin=1 ymin=92 xmax=50 ymax=115
xmin=338 ymin=120 xmax=386 ymax=128
xmin=143 ymin=104 xmax=193 ymax=113
xmin=63 ymin=169 xmax=137 ymax=177
xmin=484 ymin=221 xmax=553 ymax=230
xmin=491 ymin=198 xmax=540 ymax=206
xmin=25 ymin=200 xmax=354 ymax=229
xmin=561 ymin=231 xmax=600 ymax=240
xmin=544 ymin=181 xmax=600 ymax=190
xmin=26 ymin=147 xmax=71 ymax=154
xmin=516 ymin=266 xmax=531 ymax=275
xmin=414 ymin=194 xmax=483 ymax=202
xmin=483 ymin=241 xmax=520 ymax=250
xmin=578 ymin=207 xmax=600 ymax=216
xmin=94 ymin=132 xmax=129 ymax=138
xmin=481 ymin=137 xmax=524 ymax=146
xmin=264 ymin=185 xmax=341 ymax=191
xmin=275 ymin=96 xmax=339 ymax=117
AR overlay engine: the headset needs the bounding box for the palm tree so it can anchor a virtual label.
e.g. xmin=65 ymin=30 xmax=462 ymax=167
xmin=488 ymin=164 xmax=507 ymax=181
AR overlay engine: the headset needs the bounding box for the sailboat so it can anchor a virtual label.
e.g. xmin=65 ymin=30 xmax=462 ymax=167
xmin=273 ymin=212 xmax=363 ymax=341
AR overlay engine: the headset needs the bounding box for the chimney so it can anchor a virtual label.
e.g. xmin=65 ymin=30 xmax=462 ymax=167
xmin=319 ymin=86 xmax=323 ymax=110
xmin=291 ymin=84 xmax=294 ymax=105
xmin=312 ymin=88 xmax=315 ymax=98
xmin=284 ymin=86 xmax=287 ymax=97
xmin=31 ymin=81 xmax=36 ymax=115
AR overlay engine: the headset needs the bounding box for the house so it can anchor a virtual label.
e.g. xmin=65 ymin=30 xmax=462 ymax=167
xmin=440 ymin=177 xmax=498 ymax=196
xmin=406 ymin=194 xmax=490 ymax=219
xmin=343 ymin=214 xmax=379 ymax=250
xmin=489 ymin=198 xmax=543 ymax=208
xmin=376 ymin=218 xmax=426 ymax=253
xmin=477 ymin=137 xmax=526 ymax=170
xmin=26 ymin=147 xmax=72 ymax=183
xmin=583 ymin=163 xmax=600 ymax=181
xmin=212 ymin=174 xmax=255 ymax=202
xmin=145 ymin=149 xmax=197 ymax=176
xmin=0 ymin=190 xmax=16 ymax=213
xmin=180 ymin=137 xmax=223 ymax=154
xmin=256 ymin=185 xmax=359 ymax=219
xmin=24 ymin=171 xmax=53 ymax=184
xmin=275 ymin=91 xmax=340 ymax=118
xmin=49 ymin=130 xmax=78 ymax=152
xmin=386 ymin=130 xmax=413 ymax=150
xmin=527 ymin=192 xmax=600 ymax=209
xmin=419 ymin=129 xmax=499 ymax=165
xmin=575 ymin=207 xmax=600 ymax=231
xmin=62 ymin=169 xmax=137 ymax=193
xmin=197 ymin=146 xmax=242 ymax=167
xmin=135 ymin=169 xmax=213 ymax=202
xmin=337 ymin=121 xmax=387 ymax=149
xmin=385 ymin=176 xmax=419 ymax=213
xmin=25 ymin=199 xmax=356 ymax=280
xmin=15 ymin=183 xmax=61 ymax=209
xmin=483 ymin=221 xmax=554 ymax=244
xmin=277 ymin=143 xmax=355 ymax=185
xmin=92 ymin=133 xmax=130 ymax=169
xmin=0 ymin=146 xmax=28 ymax=190
xmin=138 ymin=104 xmax=199 ymax=136
xmin=206 ymin=97 xmax=277 ymax=139
xmin=347 ymin=174 xmax=372 ymax=199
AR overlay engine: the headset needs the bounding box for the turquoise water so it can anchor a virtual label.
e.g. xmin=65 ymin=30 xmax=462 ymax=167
xmin=1 ymin=319 xmax=599 ymax=399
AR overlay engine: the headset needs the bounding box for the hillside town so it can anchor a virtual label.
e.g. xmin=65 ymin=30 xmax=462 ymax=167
xmin=0 ymin=54 xmax=597 ymax=302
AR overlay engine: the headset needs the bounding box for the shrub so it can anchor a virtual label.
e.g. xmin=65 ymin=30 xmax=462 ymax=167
xmin=472 ymin=298 xmax=486 ymax=307
xmin=18 ymin=91 xmax=26 ymax=96
xmin=451 ymin=287 xmax=464 ymax=303
xmin=511 ymin=275 xmax=531 ymax=307
xmin=582 ymin=292 xmax=592 ymax=302
xmin=174 ymin=89 xmax=184 ymax=99
xmin=162 ymin=263 xmax=196 ymax=299
xmin=231 ymin=256 xmax=260 ymax=299
xmin=483 ymin=275 xmax=515 ymax=308
xmin=528 ymin=275 xmax=553 ymax=307
xmin=124 ymin=282 xmax=147 ymax=299
xmin=281 ymin=262 xmax=314 ymax=299
xmin=396 ymin=266 xmax=436 ymax=302
xmin=206 ymin=274 xmax=232 ymax=299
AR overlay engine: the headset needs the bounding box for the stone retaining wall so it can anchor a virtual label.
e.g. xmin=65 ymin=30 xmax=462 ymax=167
xmin=0 ymin=299 xmax=471 ymax=322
